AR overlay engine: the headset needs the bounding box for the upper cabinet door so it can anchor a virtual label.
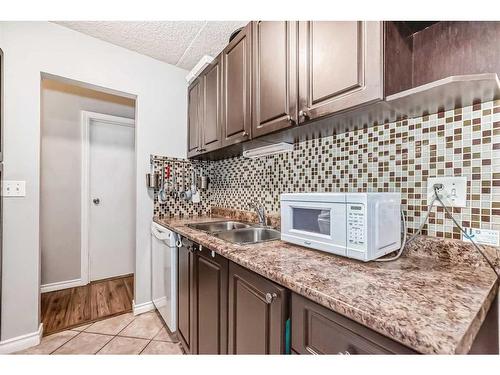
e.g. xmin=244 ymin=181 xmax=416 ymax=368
xmin=221 ymin=23 xmax=252 ymax=146
xmin=298 ymin=21 xmax=383 ymax=123
xmin=252 ymin=21 xmax=298 ymax=137
xmin=200 ymin=56 xmax=222 ymax=153
xmin=187 ymin=79 xmax=202 ymax=157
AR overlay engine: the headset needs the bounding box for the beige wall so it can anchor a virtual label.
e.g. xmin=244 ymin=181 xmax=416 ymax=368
xmin=0 ymin=21 xmax=188 ymax=345
xmin=40 ymin=79 xmax=135 ymax=286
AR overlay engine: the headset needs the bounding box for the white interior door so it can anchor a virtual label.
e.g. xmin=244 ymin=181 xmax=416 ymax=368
xmin=88 ymin=115 xmax=135 ymax=281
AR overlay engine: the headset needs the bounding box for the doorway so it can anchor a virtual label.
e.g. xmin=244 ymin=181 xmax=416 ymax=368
xmin=40 ymin=78 xmax=136 ymax=335
xmin=82 ymin=112 xmax=135 ymax=283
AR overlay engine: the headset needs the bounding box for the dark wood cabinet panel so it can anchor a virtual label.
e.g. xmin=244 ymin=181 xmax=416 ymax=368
xmin=177 ymin=237 xmax=196 ymax=353
xmin=412 ymin=22 xmax=500 ymax=89
xmin=193 ymin=246 xmax=228 ymax=354
xmin=252 ymin=21 xmax=298 ymax=137
xmin=187 ymin=80 xmax=202 ymax=157
xmin=298 ymin=21 xmax=383 ymax=123
xmin=291 ymin=293 xmax=415 ymax=355
xmin=221 ymin=23 xmax=252 ymax=146
xmin=200 ymin=56 xmax=222 ymax=153
xmin=228 ymin=262 xmax=288 ymax=354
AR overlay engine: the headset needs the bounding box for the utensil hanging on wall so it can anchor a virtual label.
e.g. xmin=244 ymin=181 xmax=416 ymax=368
xmin=191 ymin=168 xmax=201 ymax=203
xmin=158 ymin=161 xmax=169 ymax=203
xmin=146 ymin=173 xmax=160 ymax=189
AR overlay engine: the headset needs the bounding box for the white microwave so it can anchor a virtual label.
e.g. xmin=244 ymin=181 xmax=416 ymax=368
xmin=280 ymin=193 xmax=401 ymax=262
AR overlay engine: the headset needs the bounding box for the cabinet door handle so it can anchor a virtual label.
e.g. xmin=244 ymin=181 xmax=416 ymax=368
xmin=299 ymin=110 xmax=309 ymax=120
xmin=198 ymin=244 xmax=202 ymax=251
xmin=286 ymin=115 xmax=296 ymax=125
xmin=211 ymin=251 xmax=216 ymax=258
xmin=338 ymin=350 xmax=351 ymax=355
xmin=265 ymin=292 xmax=277 ymax=304
xmin=242 ymin=131 xmax=249 ymax=137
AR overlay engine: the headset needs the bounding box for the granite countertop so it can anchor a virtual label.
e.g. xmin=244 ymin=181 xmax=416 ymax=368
xmin=154 ymin=215 xmax=499 ymax=354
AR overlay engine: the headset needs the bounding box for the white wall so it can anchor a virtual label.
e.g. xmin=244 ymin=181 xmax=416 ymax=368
xmin=41 ymin=79 xmax=135 ymax=286
xmin=0 ymin=22 xmax=187 ymax=342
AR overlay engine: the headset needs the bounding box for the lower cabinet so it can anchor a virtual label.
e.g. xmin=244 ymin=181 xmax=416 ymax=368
xmin=193 ymin=246 xmax=228 ymax=354
xmin=177 ymin=237 xmax=196 ymax=353
xmin=290 ymin=293 xmax=416 ymax=354
xmin=228 ymin=262 xmax=288 ymax=354
xmin=176 ymin=239 xmax=289 ymax=354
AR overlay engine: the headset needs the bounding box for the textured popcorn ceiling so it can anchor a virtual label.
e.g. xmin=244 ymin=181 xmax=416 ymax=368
xmin=55 ymin=21 xmax=248 ymax=70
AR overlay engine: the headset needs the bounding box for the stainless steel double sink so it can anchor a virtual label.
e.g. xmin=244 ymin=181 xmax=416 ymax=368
xmin=187 ymin=220 xmax=281 ymax=245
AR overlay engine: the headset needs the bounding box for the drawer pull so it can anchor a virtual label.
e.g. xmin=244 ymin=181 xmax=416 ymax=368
xmin=265 ymin=292 xmax=277 ymax=304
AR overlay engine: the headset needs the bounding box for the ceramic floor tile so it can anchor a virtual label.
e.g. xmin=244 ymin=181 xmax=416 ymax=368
xmin=97 ymin=336 xmax=149 ymax=355
xmin=71 ymin=323 xmax=93 ymax=332
xmin=85 ymin=313 xmax=135 ymax=335
xmin=118 ymin=312 xmax=163 ymax=339
xmin=53 ymin=332 xmax=113 ymax=354
xmin=141 ymin=340 xmax=184 ymax=355
xmin=17 ymin=330 xmax=79 ymax=354
xmin=152 ymin=327 xmax=177 ymax=342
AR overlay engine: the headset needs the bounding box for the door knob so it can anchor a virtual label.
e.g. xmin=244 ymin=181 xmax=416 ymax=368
xmin=93 ymin=198 xmax=100 ymax=205
xmin=265 ymin=292 xmax=277 ymax=304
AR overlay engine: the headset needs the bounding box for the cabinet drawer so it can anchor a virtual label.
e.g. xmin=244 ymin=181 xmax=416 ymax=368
xmin=291 ymin=293 xmax=415 ymax=354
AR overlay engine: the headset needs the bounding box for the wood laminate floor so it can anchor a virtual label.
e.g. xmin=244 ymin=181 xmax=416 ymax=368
xmin=41 ymin=275 xmax=134 ymax=336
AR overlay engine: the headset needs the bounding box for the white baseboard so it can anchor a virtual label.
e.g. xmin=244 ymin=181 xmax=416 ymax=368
xmin=133 ymin=300 xmax=155 ymax=316
xmin=0 ymin=324 xmax=43 ymax=354
xmin=41 ymin=278 xmax=83 ymax=293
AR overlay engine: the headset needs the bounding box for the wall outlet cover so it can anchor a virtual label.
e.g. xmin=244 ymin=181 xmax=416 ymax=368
xmin=427 ymin=176 xmax=467 ymax=208
xmin=2 ymin=180 xmax=26 ymax=197
xmin=463 ymin=228 xmax=500 ymax=247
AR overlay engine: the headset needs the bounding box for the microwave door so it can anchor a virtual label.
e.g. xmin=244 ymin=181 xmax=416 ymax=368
xmin=285 ymin=202 xmax=347 ymax=256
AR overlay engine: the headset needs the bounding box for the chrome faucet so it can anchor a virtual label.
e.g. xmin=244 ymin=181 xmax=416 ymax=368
xmin=249 ymin=200 xmax=266 ymax=226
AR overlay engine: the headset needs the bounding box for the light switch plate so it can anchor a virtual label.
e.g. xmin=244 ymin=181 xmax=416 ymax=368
xmin=427 ymin=176 xmax=467 ymax=208
xmin=2 ymin=180 xmax=26 ymax=197
xmin=463 ymin=228 xmax=500 ymax=247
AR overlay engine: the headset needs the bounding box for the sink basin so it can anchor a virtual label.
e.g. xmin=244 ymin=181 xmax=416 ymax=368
xmin=213 ymin=227 xmax=281 ymax=245
xmin=187 ymin=220 xmax=253 ymax=233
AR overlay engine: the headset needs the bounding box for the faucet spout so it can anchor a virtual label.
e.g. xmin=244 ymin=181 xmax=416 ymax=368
xmin=249 ymin=201 xmax=266 ymax=226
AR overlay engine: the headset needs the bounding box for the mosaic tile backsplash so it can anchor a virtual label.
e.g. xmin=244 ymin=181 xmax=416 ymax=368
xmin=151 ymin=155 xmax=212 ymax=218
xmin=210 ymin=100 xmax=500 ymax=240
xmin=154 ymin=100 xmax=500 ymax=241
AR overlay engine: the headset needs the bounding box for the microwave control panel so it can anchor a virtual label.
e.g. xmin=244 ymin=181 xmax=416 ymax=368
xmin=347 ymin=204 xmax=365 ymax=249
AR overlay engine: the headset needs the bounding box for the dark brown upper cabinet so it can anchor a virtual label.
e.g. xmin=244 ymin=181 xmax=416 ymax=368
xmin=228 ymin=262 xmax=288 ymax=354
xmin=187 ymin=56 xmax=223 ymax=157
xmin=200 ymin=55 xmax=222 ymax=153
xmin=297 ymin=21 xmax=384 ymax=123
xmin=193 ymin=246 xmax=228 ymax=354
xmin=187 ymin=79 xmax=202 ymax=158
xmin=221 ymin=23 xmax=252 ymax=146
xmin=251 ymin=21 xmax=298 ymax=137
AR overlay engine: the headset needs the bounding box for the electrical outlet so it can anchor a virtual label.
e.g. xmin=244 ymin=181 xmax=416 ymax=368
xmin=463 ymin=228 xmax=499 ymax=247
xmin=2 ymin=180 xmax=26 ymax=197
xmin=427 ymin=176 xmax=467 ymax=208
